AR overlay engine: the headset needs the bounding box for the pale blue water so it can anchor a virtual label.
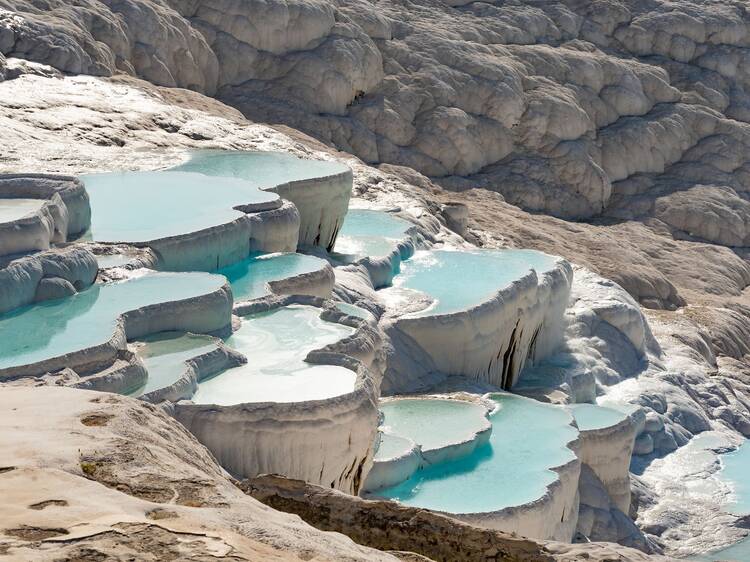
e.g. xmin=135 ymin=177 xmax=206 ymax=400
xmin=0 ymin=199 xmax=45 ymax=222
xmin=192 ymin=305 xmax=356 ymax=404
xmin=691 ymin=440 xmax=750 ymax=561
xmin=395 ymin=249 xmax=558 ymax=316
xmin=334 ymin=209 xmax=413 ymax=259
xmin=132 ymin=332 xmax=218 ymax=396
xmin=82 ymin=171 xmax=278 ymax=243
xmin=171 ymin=150 xmax=349 ymax=189
xmin=693 ymin=536 xmax=750 ymax=561
xmin=375 ymin=433 xmax=415 ymax=461
xmin=720 ymin=441 xmax=750 ymax=514
xmin=569 ymin=403 xmax=627 ymax=431
xmin=380 ymin=399 xmax=489 ymax=452
xmin=335 ymin=302 xmax=375 ymax=321
xmin=377 ymin=394 xmax=578 ymax=513
xmin=96 ymin=254 xmax=136 ymax=269
xmin=217 ymin=252 xmax=328 ymax=301
xmin=0 ymin=272 xmax=226 ymax=370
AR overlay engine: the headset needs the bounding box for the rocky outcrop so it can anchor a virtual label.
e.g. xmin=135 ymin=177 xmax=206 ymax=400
xmin=0 ymin=246 xmax=98 ymax=314
xmin=0 ymin=386 xmax=401 ymax=561
xmin=244 ymin=474 xmax=679 ymax=562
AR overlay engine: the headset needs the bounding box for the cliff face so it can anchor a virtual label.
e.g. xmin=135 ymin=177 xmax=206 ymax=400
xmin=5 ymin=0 xmax=750 ymax=223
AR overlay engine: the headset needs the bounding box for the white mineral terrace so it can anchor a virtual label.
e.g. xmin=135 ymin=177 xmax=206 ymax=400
xmin=0 ymin=152 xmax=639 ymax=543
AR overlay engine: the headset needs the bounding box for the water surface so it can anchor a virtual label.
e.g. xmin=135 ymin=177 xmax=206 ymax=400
xmin=395 ymin=249 xmax=557 ymax=316
xmin=83 ymin=171 xmax=278 ymax=242
xmin=192 ymin=305 xmax=356 ymax=404
xmin=171 ymin=150 xmax=349 ymax=188
xmin=376 ymin=394 xmax=577 ymax=513
xmin=0 ymin=271 xmax=226 ymax=370
xmin=0 ymin=199 xmax=45 ymax=222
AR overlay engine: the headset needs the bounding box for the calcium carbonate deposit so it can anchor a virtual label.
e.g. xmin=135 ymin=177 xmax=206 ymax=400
xmin=5 ymin=4 xmax=750 ymax=555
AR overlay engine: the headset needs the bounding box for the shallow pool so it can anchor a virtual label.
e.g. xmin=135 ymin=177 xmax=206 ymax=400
xmin=376 ymin=394 xmax=578 ymax=513
xmin=171 ymin=150 xmax=350 ymax=188
xmin=131 ymin=332 xmax=218 ymax=396
xmin=0 ymin=199 xmax=45 ymax=222
xmin=334 ymin=209 xmax=413 ymax=259
xmin=217 ymin=252 xmax=328 ymax=301
xmin=380 ymin=399 xmax=488 ymax=452
xmin=82 ymin=171 xmax=278 ymax=243
xmin=0 ymin=271 xmax=226 ymax=371
xmin=394 ymin=249 xmax=558 ymax=316
xmin=569 ymin=403 xmax=627 ymax=431
xmin=192 ymin=305 xmax=356 ymax=405
xmin=719 ymin=440 xmax=750 ymax=514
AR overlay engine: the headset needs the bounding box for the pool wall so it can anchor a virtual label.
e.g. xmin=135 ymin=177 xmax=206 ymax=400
xmin=172 ymin=296 xmax=383 ymax=494
xmin=363 ymin=437 xmax=423 ymax=492
xmin=354 ymin=232 xmax=418 ymax=290
xmin=73 ymin=350 xmax=148 ymax=396
xmin=267 ymin=168 xmax=352 ymax=251
xmin=0 ymin=174 xmax=91 ymax=256
xmin=138 ymin=342 xmax=247 ymax=404
xmin=247 ymin=200 xmax=300 ymax=254
xmin=382 ymin=258 xmax=573 ymax=394
xmin=0 ymin=281 xmax=234 ymax=381
xmin=576 ymin=411 xmax=639 ymax=514
xmin=262 ymin=263 xmax=336 ymax=303
xmin=0 ymin=247 xmax=98 ymax=314
xmin=136 ymin=199 xmax=301 ymax=272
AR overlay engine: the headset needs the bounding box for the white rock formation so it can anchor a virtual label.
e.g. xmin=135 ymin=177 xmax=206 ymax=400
xmin=381 ymin=258 xmax=572 ymax=394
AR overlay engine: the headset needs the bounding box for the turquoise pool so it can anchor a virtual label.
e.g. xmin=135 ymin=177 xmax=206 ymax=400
xmin=82 ymin=171 xmax=278 ymax=243
xmin=380 ymin=399 xmax=489 ymax=452
xmin=217 ymin=252 xmax=328 ymax=301
xmin=569 ymin=403 xmax=627 ymax=431
xmin=394 ymin=249 xmax=558 ymax=316
xmin=192 ymin=305 xmax=356 ymax=404
xmin=0 ymin=271 xmax=226 ymax=371
xmin=171 ymin=150 xmax=349 ymax=188
xmin=334 ymin=209 xmax=413 ymax=259
xmin=131 ymin=332 xmax=218 ymax=396
xmin=719 ymin=440 xmax=750 ymax=514
xmin=376 ymin=394 xmax=578 ymax=513
xmin=0 ymin=198 xmax=45 ymax=222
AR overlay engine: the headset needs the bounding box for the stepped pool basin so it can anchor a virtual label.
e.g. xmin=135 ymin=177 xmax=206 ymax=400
xmin=0 ymin=198 xmax=45 ymax=222
xmin=569 ymin=403 xmax=628 ymax=431
xmin=334 ymin=209 xmax=413 ymax=259
xmin=375 ymin=394 xmax=577 ymax=514
xmin=0 ymin=271 xmax=227 ymax=371
xmin=82 ymin=171 xmax=279 ymax=243
xmin=96 ymin=254 xmax=137 ymax=269
xmin=217 ymin=252 xmax=328 ymax=301
xmin=192 ymin=305 xmax=356 ymax=405
xmin=335 ymin=302 xmax=375 ymax=321
xmin=380 ymin=399 xmax=489 ymax=453
xmin=131 ymin=332 xmax=219 ymax=397
xmin=171 ymin=150 xmax=350 ymax=188
xmin=394 ymin=249 xmax=558 ymax=317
